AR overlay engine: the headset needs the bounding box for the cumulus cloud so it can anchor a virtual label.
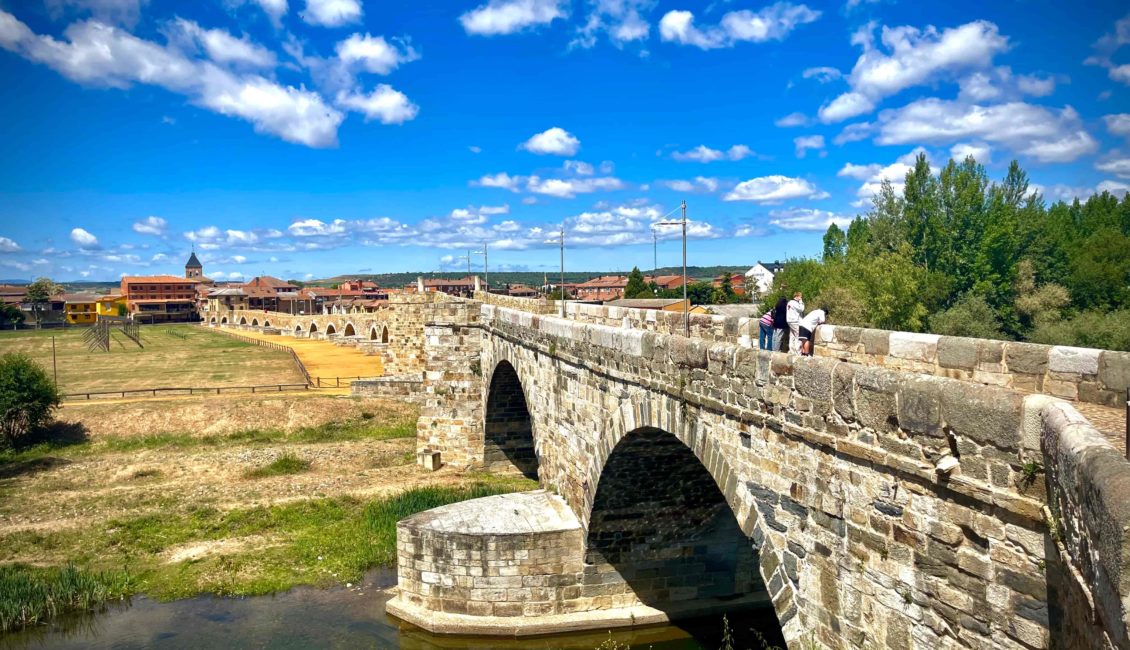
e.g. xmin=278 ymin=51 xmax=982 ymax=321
xmin=670 ymin=144 xmax=753 ymax=162
xmin=1085 ymin=13 xmax=1130 ymax=86
xmin=563 ymin=160 xmax=595 ymax=175
xmin=950 ymin=142 xmax=991 ymax=164
xmin=302 ymin=0 xmax=362 ymax=27
xmin=70 ymin=227 xmax=99 ymax=247
xmin=793 ymin=134 xmax=824 ymax=158
xmin=723 ymin=176 xmax=828 ymax=203
xmin=572 ymin=0 xmax=652 ymax=49
xmin=0 ymin=237 xmax=21 ymax=252
xmin=661 ymin=177 xmax=720 ymax=193
xmin=169 ymin=18 xmax=276 ymax=68
xmin=185 ymin=225 xmax=285 ymax=250
xmin=838 ymin=148 xmax=927 ymax=206
xmin=132 ymin=216 xmax=167 ymax=236
xmin=335 ymin=33 xmax=419 ymax=75
xmin=818 ymin=20 xmax=1009 ymax=122
xmin=474 ymin=172 xmax=525 ymax=191
xmin=957 ymin=66 xmax=1057 ymax=102
xmin=460 ymin=0 xmax=567 ymax=36
xmin=1106 ymin=113 xmax=1130 ymax=138
xmin=521 ymin=127 xmax=581 ymax=156
xmin=336 ymin=85 xmax=419 ymax=124
xmin=774 ymin=112 xmax=807 ymax=127
xmin=768 ymin=208 xmax=851 ymax=231
xmin=526 ymin=175 xmax=624 ymax=198
xmin=1096 ymin=153 xmax=1130 ymax=179
xmin=0 ymin=11 xmax=344 ymax=148
xmin=659 ymin=3 xmax=821 ymax=50
xmin=873 ymin=99 xmax=1097 ymax=163
xmin=802 ymin=66 xmax=841 ymax=83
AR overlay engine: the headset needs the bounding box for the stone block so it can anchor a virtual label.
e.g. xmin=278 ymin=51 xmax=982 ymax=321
xmin=1100 ymin=351 xmax=1130 ymax=393
xmin=417 ymin=449 xmax=442 ymax=471
xmin=1004 ymin=342 xmax=1050 ymax=376
xmin=833 ymin=362 xmax=855 ymax=421
xmin=940 ymin=381 xmax=1022 ymax=450
xmin=832 ymin=325 xmax=862 ymax=347
xmin=795 ymin=356 xmax=835 ymax=401
xmin=937 ymin=336 xmax=977 ymax=370
xmin=861 ymin=329 xmax=889 ymax=356
xmin=1049 ymin=346 xmax=1101 ymax=376
xmin=897 ymin=376 xmax=943 ymax=438
xmin=854 ymin=367 xmax=899 ymax=433
xmin=889 ymin=332 xmax=940 ymax=363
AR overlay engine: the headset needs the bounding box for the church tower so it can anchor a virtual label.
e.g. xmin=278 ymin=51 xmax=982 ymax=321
xmin=185 ymin=248 xmax=203 ymax=279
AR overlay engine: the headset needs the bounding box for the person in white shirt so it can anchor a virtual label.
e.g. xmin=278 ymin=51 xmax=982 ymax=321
xmin=797 ymin=307 xmax=828 ymax=356
xmin=785 ymin=292 xmax=804 ymax=354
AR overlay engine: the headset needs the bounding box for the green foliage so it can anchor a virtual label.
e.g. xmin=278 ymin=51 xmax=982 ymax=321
xmin=0 ymin=564 xmax=132 ymax=633
xmin=623 ymin=266 xmax=650 ymax=299
xmin=927 ymin=294 xmax=1005 ymax=340
xmin=1029 ymin=309 xmax=1130 ymax=352
xmin=0 ymin=304 xmax=24 ymax=328
xmin=244 ymin=453 xmax=312 ymax=478
xmin=0 ymin=353 xmax=61 ymax=447
xmin=822 ymin=223 xmax=846 ymax=261
xmin=709 ymin=273 xmax=739 ymax=304
xmin=25 ymin=277 xmax=60 ymax=326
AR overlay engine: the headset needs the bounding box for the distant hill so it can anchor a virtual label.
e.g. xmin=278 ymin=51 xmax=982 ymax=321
xmin=312 ymin=266 xmax=752 ymax=288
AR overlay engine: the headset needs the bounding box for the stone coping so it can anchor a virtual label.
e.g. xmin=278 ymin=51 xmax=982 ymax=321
xmin=399 ymin=490 xmax=578 ymax=535
xmin=385 ymin=591 xmax=772 ymax=637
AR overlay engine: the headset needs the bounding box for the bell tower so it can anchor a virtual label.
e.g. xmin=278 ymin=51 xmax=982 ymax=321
xmin=185 ymin=248 xmax=203 ymax=279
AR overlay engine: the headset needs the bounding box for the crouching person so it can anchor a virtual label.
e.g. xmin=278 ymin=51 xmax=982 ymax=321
xmin=797 ymin=306 xmax=828 ymax=357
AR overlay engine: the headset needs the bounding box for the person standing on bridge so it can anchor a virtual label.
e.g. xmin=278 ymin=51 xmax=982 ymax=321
xmin=758 ymin=306 xmax=775 ymax=349
xmin=798 ymin=306 xmax=828 ymax=356
xmin=786 ymin=291 xmax=805 ymax=354
xmin=771 ymin=297 xmax=788 ymax=352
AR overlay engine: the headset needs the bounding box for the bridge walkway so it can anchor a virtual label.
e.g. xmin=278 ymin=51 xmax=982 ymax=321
xmin=228 ymin=328 xmax=383 ymax=383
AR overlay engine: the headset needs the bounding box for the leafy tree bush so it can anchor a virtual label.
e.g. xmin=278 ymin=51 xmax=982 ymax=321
xmin=927 ymin=294 xmax=1005 ymax=340
xmin=623 ymin=267 xmax=649 ymax=299
xmin=1029 ymin=310 xmax=1130 ymax=352
xmin=0 ymin=304 xmax=24 ymax=329
xmin=0 ymin=353 xmax=61 ymax=447
xmin=25 ymin=277 xmax=60 ymax=327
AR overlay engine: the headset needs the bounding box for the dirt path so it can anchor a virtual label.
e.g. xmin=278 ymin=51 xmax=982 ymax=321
xmin=225 ymin=328 xmax=384 ymax=382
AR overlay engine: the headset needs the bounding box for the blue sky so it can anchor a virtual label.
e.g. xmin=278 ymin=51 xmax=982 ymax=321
xmin=0 ymin=0 xmax=1127 ymax=282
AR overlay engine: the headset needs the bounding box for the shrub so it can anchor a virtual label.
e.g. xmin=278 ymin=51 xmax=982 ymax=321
xmin=244 ymin=453 xmax=312 ymax=479
xmin=927 ymin=294 xmax=1006 ymax=340
xmin=1028 ymin=309 xmax=1130 ymax=351
xmin=0 ymin=353 xmax=61 ymax=447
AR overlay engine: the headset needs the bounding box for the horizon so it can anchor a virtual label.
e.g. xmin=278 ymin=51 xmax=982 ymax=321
xmin=0 ymin=1 xmax=1127 ymax=282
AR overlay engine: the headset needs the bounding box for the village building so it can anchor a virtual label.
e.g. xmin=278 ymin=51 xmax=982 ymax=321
xmin=120 ymin=275 xmax=201 ymax=322
xmin=62 ymin=293 xmax=98 ymax=324
xmin=744 ymin=261 xmax=786 ymax=295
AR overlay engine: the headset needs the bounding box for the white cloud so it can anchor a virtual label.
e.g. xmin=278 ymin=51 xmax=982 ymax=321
xmin=1096 ymin=153 xmax=1130 ymax=179
xmin=151 ymin=253 xmax=168 ymax=262
xmin=170 ymin=19 xmax=276 ymax=68
xmin=768 ymin=208 xmax=851 ymax=231
xmin=252 ymin=0 xmax=288 ymax=23
xmin=0 ymin=237 xmax=21 ymax=252
xmin=302 ymin=0 xmax=362 ymax=27
xmin=670 ymin=144 xmax=753 ymax=162
xmin=184 ymin=225 xmax=283 ymax=250
xmin=564 ymin=160 xmax=595 ymax=176
xmin=957 ymin=66 xmax=1057 ymax=103
xmin=874 ymin=99 xmax=1098 ymax=163
xmin=950 ymin=142 xmax=991 ymax=164
xmin=335 ymin=33 xmax=419 ymax=75
xmin=659 ymin=3 xmax=820 ymax=49
xmin=336 ymin=85 xmax=419 ymax=124
xmin=1085 ymin=13 xmax=1130 ymax=86
xmin=132 ymin=216 xmax=167 ymax=236
xmin=774 ymin=112 xmax=807 ymax=127
xmin=450 ymin=204 xmax=511 ymax=224
xmin=526 ymin=175 xmax=624 ymax=198
xmin=723 ymin=175 xmax=828 ymax=203
xmin=287 ymin=219 xmax=347 ymax=237
xmin=521 ymin=127 xmax=580 ymax=156
xmin=838 ymin=148 xmax=926 ymax=206
xmin=460 ymin=0 xmax=567 ymax=36
xmin=474 ymin=172 xmax=524 ymax=191
xmin=819 ymin=20 xmax=1009 ymax=122
xmin=1106 ymin=114 xmax=1130 ymax=138
xmin=793 ymin=134 xmax=824 ymax=158
xmin=661 ymin=176 xmax=720 ymax=193
xmin=802 ymin=66 xmax=841 ymax=82
xmin=0 ymin=11 xmax=344 ymax=148
xmin=572 ymin=0 xmax=652 ymax=49
xmin=70 ymin=227 xmax=99 ymax=247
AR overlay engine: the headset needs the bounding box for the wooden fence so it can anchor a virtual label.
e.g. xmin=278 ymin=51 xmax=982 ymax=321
xmin=209 ymin=327 xmax=313 ymax=386
xmin=63 ymin=383 xmax=311 ymax=401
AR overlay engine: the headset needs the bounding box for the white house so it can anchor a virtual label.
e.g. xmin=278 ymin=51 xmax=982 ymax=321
xmin=744 ymin=261 xmax=786 ymax=295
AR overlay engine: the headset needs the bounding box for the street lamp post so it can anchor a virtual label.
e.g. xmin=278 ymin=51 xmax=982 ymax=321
xmin=472 ymin=243 xmax=488 ymax=293
xmin=559 ymin=227 xmax=566 ymax=318
xmin=657 ymin=201 xmax=688 ymax=337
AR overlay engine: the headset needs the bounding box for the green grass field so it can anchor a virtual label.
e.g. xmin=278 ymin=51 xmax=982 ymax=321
xmin=0 ymin=325 xmax=303 ymax=394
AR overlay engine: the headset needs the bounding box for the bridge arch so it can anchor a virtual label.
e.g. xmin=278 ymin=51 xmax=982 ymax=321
xmin=309 ymin=322 xmax=319 ymax=334
xmin=295 ymin=323 xmax=304 ymax=333
xmin=263 ymin=320 xmax=271 ymax=328
xmin=251 ymin=318 xmax=259 ymax=327
xmin=325 ymin=323 xmax=337 ymax=336
xmin=484 ymin=360 xmax=539 ymax=480
xmin=220 ymin=316 xmax=228 ymax=325
xmin=238 ymin=316 xmax=248 ymax=325
xmin=209 ymin=316 xmax=216 ymax=324
xmin=344 ymin=322 xmax=356 ymax=337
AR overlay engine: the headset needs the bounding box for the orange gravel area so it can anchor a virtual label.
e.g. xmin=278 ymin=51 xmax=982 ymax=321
xmin=228 ymin=329 xmax=383 ymax=382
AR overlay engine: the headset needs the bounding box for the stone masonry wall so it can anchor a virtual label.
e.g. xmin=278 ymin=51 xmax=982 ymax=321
xmin=350 ymin=375 xmax=424 ymax=402
xmin=478 ymin=303 xmax=1058 ymax=648
xmin=415 ymin=300 xmax=484 ymax=467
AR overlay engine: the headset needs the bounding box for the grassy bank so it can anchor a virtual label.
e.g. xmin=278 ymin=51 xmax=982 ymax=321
xmin=0 ymin=564 xmax=132 ymax=633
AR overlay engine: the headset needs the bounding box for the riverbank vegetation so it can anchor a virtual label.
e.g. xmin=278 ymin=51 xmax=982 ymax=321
xmin=0 ymin=393 xmax=535 ymax=632
xmin=769 ymin=155 xmax=1130 ymax=350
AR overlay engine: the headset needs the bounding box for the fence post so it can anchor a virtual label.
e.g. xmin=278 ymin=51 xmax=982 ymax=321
xmin=1125 ymin=388 xmax=1129 ymax=462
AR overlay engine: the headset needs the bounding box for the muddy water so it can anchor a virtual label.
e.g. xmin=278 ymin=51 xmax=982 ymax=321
xmin=0 ymin=570 xmax=787 ymax=650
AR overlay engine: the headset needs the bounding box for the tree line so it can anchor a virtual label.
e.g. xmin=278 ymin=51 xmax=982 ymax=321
xmin=767 ymin=154 xmax=1130 ymax=351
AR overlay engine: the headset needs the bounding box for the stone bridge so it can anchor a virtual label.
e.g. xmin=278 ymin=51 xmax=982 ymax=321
xmin=385 ymin=294 xmax=1130 ymax=649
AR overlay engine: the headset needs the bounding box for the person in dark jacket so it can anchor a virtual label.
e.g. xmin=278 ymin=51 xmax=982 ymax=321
xmin=771 ymin=297 xmax=788 ymax=352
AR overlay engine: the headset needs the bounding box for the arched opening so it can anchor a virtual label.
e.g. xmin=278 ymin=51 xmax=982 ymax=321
xmin=325 ymin=323 xmax=337 ymax=336
xmin=210 ymin=316 xmax=216 ymax=324
xmin=381 ymin=327 xmax=390 ymax=344
xmin=344 ymin=323 xmax=356 ymax=337
xmin=369 ymin=326 xmax=379 ymax=341
xmin=295 ymin=324 xmax=304 ymax=333
xmin=220 ymin=316 xmax=228 ymax=324
xmin=251 ymin=318 xmax=259 ymax=327
xmin=239 ymin=316 xmax=248 ymax=325
xmin=585 ymin=427 xmax=783 ymax=646
xmin=263 ymin=320 xmax=271 ymax=328
xmin=309 ymin=323 xmax=319 ymax=334
xmin=483 ymin=361 xmax=538 ymax=480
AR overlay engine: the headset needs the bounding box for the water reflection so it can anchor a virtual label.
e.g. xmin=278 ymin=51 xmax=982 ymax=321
xmin=0 ymin=570 xmax=785 ymax=650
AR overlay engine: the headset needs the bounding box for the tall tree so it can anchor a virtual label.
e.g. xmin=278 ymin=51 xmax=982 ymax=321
xmin=623 ymin=267 xmax=648 ymax=299
xmin=25 ymin=277 xmax=60 ymax=328
xmin=822 ymin=223 xmax=846 ymax=261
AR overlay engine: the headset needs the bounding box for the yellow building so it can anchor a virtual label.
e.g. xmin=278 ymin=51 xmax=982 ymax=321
xmin=95 ymin=293 xmax=128 ymax=319
xmin=63 ymin=294 xmax=98 ymax=325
